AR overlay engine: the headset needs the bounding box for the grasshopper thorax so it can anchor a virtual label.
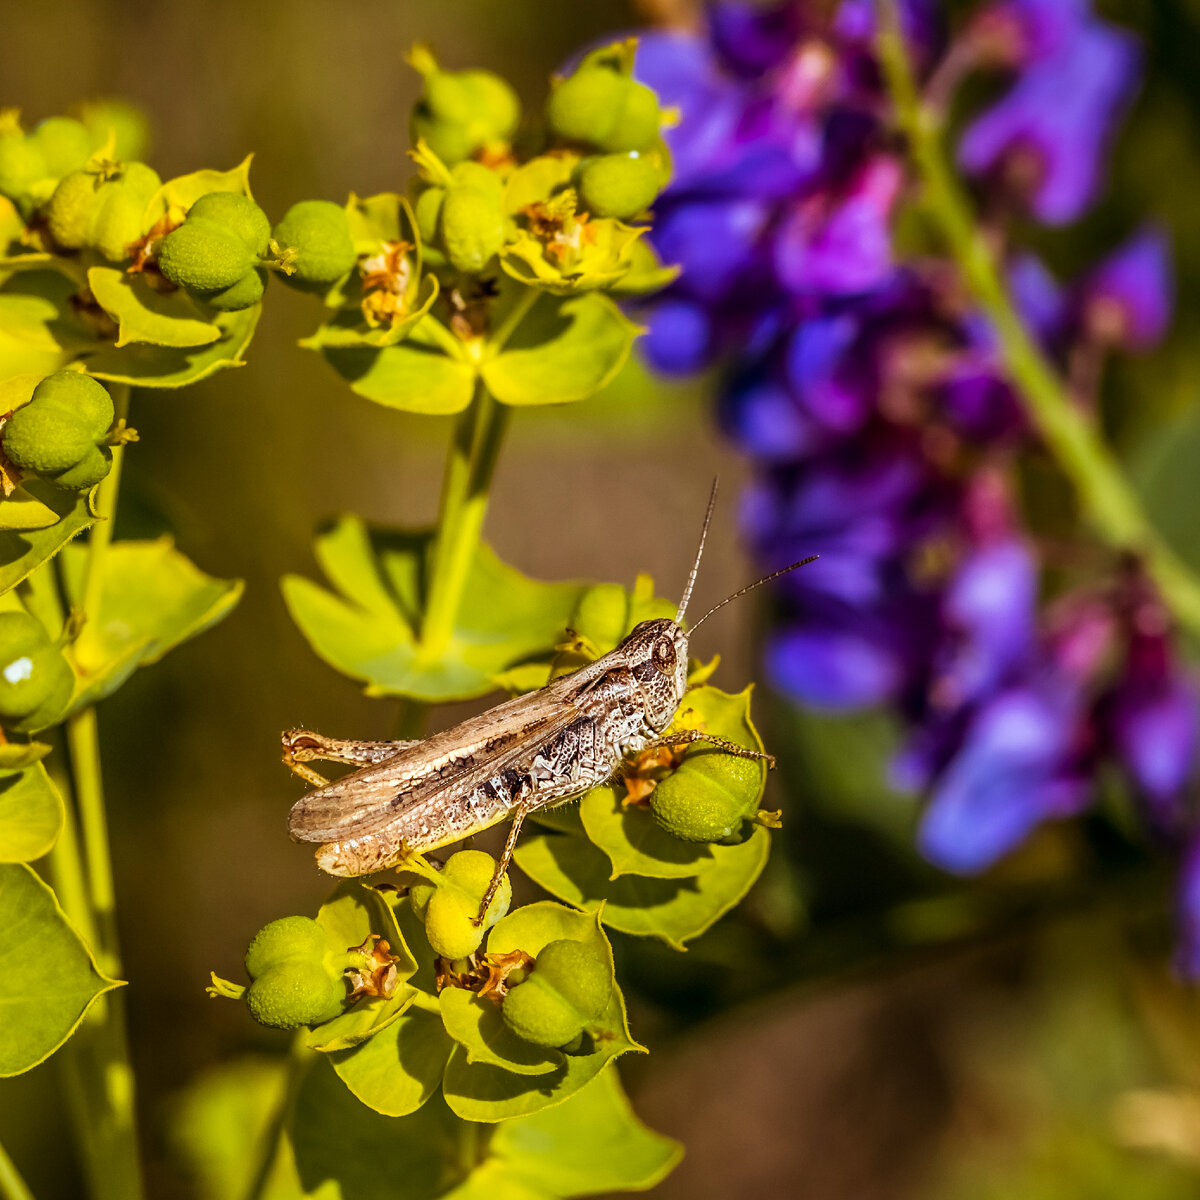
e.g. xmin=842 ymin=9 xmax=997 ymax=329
xmin=620 ymin=617 xmax=690 ymax=733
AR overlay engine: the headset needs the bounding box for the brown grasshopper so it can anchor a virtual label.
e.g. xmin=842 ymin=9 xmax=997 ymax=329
xmin=284 ymin=484 xmax=815 ymax=919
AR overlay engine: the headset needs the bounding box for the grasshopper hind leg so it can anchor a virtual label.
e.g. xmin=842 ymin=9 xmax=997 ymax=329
xmin=474 ymin=805 xmax=530 ymax=926
xmin=282 ymin=728 xmax=419 ymax=787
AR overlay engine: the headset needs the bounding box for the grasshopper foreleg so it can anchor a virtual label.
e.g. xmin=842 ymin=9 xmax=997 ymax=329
xmin=637 ymin=728 xmax=777 ymax=769
xmin=282 ymin=728 xmax=418 ymax=787
xmin=474 ymin=805 xmax=530 ymax=926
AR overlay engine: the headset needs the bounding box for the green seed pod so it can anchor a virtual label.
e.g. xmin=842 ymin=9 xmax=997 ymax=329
xmin=31 ymin=371 xmax=114 ymax=435
xmin=49 ymin=444 xmax=112 ymax=492
xmin=203 ymin=266 xmax=265 ymax=312
xmin=409 ymin=850 xmax=512 ymax=960
xmin=245 ymin=960 xmax=345 ymax=1030
xmin=597 ymin=81 xmax=661 ymax=153
xmin=46 ymin=161 xmax=161 ymax=262
xmin=0 ymin=613 xmax=73 ymax=733
xmin=440 ymin=186 xmax=505 ymax=273
xmin=272 ymin=199 xmax=356 ymax=286
xmin=449 ymin=162 xmax=505 ymax=206
xmin=501 ymin=938 xmax=612 ymax=1048
xmin=571 ymin=583 xmax=629 ymax=652
xmin=576 ymin=152 xmax=663 ymax=220
xmin=649 ymin=751 xmax=761 ymax=843
xmin=3 ymin=405 xmax=96 ymax=473
xmin=244 ymin=915 xmax=329 ymax=980
xmin=0 ymin=134 xmax=47 ymax=214
xmin=159 ymin=219 xmax=258 ymax=292
xmin=546 ymin=67 xmax=627 ymax=147
xmin=411 ymin=65 xmax=520 ymax=167
xmin=414 ymin=186 xmax=445 ymax=247
xmin=501 ymin=977 xmax=586 ymax=1049
xmin=186 ymin=192 xmax=271 ymax=257
xmin=30 ymin=118 xmax=93 ymax=179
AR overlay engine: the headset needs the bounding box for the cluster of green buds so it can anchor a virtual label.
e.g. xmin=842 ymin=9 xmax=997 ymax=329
xmin=499 ymin=937 xmax=611 ymax=1051
xmin=407 ymin=848 xmax=512 ymax=959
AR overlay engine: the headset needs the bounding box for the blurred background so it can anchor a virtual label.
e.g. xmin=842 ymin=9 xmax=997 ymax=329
xmin=5 ymin=1 xmax=1200 ymax=1196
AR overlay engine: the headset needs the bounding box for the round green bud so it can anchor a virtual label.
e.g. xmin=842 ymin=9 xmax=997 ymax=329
xmin=0 ymin=613 xmax=73 ymax=732
xmin=571 ymin=583 xmax=629 ymax=651
xmin=440 ymin=186 xmax=505 ymax=273
xmin=49 ymin=444 xmax=112 ymax=492
xmin=529 ymin=938 xmax=611 ymax=1019
xmin=43 ymin=170 xmax=95 ymax=248
xmin=202 ymin=266 xmax=265 ymax=312
xmin=185 ymin=192 xmax=271 ymax=257
xmin=414 ymin=186 xmax=445 ymax=247
xmin=411 ymin=112 xmax=474 ymax=169
xmin=576 ymin=152 xmax=663 ymax=220
xmin=449 ymin=162 xmax=505 ymax=206
xmin=501 ymin=976 xmax=586 ymax=1049
xmin=32 ymin=371 xmax=114 ymax=435
xmin=546 ymin=67 xmax=627 ymax=147
xmin=649 ymin=752 xmax=761 ymax=843
xmin=597 ymin=81 xmax=661 ymax=153
xmin=46 ymin=161 xmax=161 ymax=262
xmin=30 ymin=118 xmax=93 ymax=179
xmin=410 ymin=849 xmax=512 ymax=960
xmin=75 ymin=99 xmax=151 ymax=162
xmin=427 ymin=69 xmax=519 ymax=137
xmin=159 ymin=218 xmax=257 ymax=292
xmin=3 ymin=405 xmax=96 ymax=473
xmin=246 ymin=960 xmax=345 ymax=1031
xmin=0 ymin=134 xmax=47 ymax=212
xmin=244 ymin=915 xmax=329 ymax=980
xmin=272 ymin=200 xmax=356 ymax=286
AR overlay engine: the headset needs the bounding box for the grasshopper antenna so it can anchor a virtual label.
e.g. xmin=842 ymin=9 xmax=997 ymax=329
xmin=687 ymin=555 xmax=819 ymax=634
xmin=676 ymin=478 xmax=719 ymax=624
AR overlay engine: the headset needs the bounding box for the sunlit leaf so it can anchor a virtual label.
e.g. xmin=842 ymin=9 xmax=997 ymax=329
xmin=145 ymin=157 xmax=256 ymax=224
xmin=87 ymin=266 xmax=221 ymax=349
xmin=0 ymin=763 xmax=62 ymax=863
xmin=578 ymin=786 xmax=713 ymax=880
xmin=0 ymin=484 xmax=63 ymax=532
xmin=0 ymin=481 xmax=94 ymax=597
xmin=438 ymin=987 xmax=562 ymax=1077
xmin=0 ymin=862 xmax=121 ymax=1076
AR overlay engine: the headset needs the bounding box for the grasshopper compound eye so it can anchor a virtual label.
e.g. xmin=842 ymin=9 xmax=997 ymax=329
xmin=651 ymin=636 xmax=676 ymax=672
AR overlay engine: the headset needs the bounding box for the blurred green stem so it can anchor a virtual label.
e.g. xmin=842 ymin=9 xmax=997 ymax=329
xmin=419 ymin=382 xmax=510 ymax=658
xmin=53 ymin=383 xmax=144 ymax=1200
xmin=0 ymin=1140 xmax=34 ymax=1200
xmin=876 ymin=7 xmax=1200 ymax=635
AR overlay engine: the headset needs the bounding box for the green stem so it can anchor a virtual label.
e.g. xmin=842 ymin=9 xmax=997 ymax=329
xmin=241 ymin=1037 xmax=314 ymax=1200
xmin=418 ymin=383 xmax=510 ymax=659
xmin=876 ymin=9 xmax=1200 ymax=635
xmin=0 ymin=1139 xmax=35 ymax=1200
xmin=77 ymin=385 xmax=129 ymax=627
xmin=487 ymin=286 xmax=540 ymax=355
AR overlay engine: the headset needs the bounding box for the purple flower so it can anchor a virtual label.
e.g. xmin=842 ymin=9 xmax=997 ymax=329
xmin=968 ymin=0 xmax=1093 ymax=65
xmin=958 ymin=19 xmax=1141 ymax=223
xmin=768 ymin=619 xmax=909 ymax=710
xmin=709 ymin=2 xmax=805 ymax=77
xmin=1076 ymin=227 xmax=1173 ymax=350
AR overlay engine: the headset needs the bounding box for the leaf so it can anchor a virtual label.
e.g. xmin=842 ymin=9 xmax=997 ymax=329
xmin=0 ymin=271 xmax=97 ymax=355
xmin=328 ymin=1004 xmax=454 ymax=1116
xmin=145 ymin=157 xmax=256 ymax=224
xmin=83 ymin=302 xmax=260 ymax=389
xmin=165 ymin=1056 xmax=305 ymax=1200
xmin=282 ymin=518 xmax=587 ymax=703
xmin=0 ymin=862 xmax=121 ymax=1076
xmin=0 ymin=481 xmax=94 ymax=597
xmin=441 ymin=905 xmax=641 ymax=1123
xmin=0 ymin=485 xmax=63 ymax=532
xmin=608 ymin=238 xmax=681 ymax=296
xmin=578 ymin=786 xmax=713 ymax=880
xmin=513 ymin=827 xmax=771 ymax=950
xmin=298 ymin=276 xmax=438 ymax=351
xmin=0 ymin=743 xmax=50 ymax=770
xmin=59 ymin=537 xmax=243 ymax=711
xmin=480 ymin=293 xmax=637 ymax=407
xmin=291 ymin=1055 xmax=462 ymax=1200
xmin=0 ymin=763 xmax=63 ymax=863
xmin=318 ymin=318 xmax=475 ymax=414
xmin=484 ymin=1068 xmax=682 ymax=1198
xmin=87 ymin=266 xmax=221 ymax=349
xmin=438 ymin=987 xmax=562 ymax=1077
xmin=306 ymin=881 xmax=419 ymax=1052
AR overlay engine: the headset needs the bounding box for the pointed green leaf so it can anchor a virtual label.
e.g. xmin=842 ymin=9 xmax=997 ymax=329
xmin=318 ymin=318 xmax=475 ymax=414
xmin=0 ymin=484 xmax=63 ymax=532
xmin=0 ymin=763 xmax=63 ymax=863
xmin=480 ymin=293 xmax=637 ymax=406
xmin=145 ymin=157 xmax=256 ymax=224
xmin=514 ymin=828 xmax=771 ymax=950
xmin=487 ymin=1068 xmax=682 ymax=1197
xmin=87 ymin=266 xmax=222 ymax=349
xmin=0 ymin=271 xmax=97 ymax=355
xmin=0 ymin=481 xmax=94 ymax=596
xmin=282 ymin=518 xmax=586 ymax=703
xmin=328 ymin=1004 xmax=454 ymax=1116
xmin=0 ymin=743 xmax=51 ymax=770
xmin=59 ymin=537 xmax=243 ymax=710
xmin=438 ymin=987 xmax=562 ymax=1077
xmin=579 ymin=786 xmax=713 ymax=880
xmin=299 ymin=275 xmax=439 ymax=350
xmin=0 ymin=862 xmax=121 ymax=1075
xmin=83 ymin=302 xmax=260 ymax=389
xmin=307 ymin=881 xmax=418 ymax=1052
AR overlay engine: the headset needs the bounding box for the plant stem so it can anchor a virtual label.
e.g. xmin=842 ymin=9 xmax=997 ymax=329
xmin=53 ymin=382 xmax=144 ymax=1200
xmin=241 ymin=1037 xmax=314 ymax=1200
xmin=876 ymin=8 xmax=1200 ymax=636
xmin=0 ymin=1139 xmax=34 ymax=1200
xmin=488 ymin=286 xmax=541 ymax=355
xmin=418 ymin=383 xmax=510 ymax=659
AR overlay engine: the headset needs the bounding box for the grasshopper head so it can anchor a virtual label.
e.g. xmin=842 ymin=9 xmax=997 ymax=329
xmin=623 ymin=617 xmax=690 ymax=732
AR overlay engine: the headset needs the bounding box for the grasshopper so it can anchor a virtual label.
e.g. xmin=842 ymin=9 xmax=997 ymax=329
xmin=284 ymin=484 xmax=815 ymax=920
